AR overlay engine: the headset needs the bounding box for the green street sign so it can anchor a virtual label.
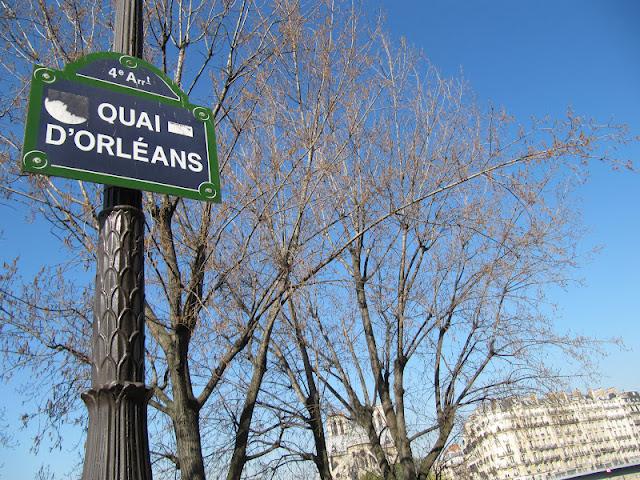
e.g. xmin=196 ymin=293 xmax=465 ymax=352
xmin=21 ymin=52 xmax=221 ymax=202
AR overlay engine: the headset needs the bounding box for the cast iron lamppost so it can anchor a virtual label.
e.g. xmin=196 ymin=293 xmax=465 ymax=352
xmin=81 ymin=1 xmax=153 ymax=478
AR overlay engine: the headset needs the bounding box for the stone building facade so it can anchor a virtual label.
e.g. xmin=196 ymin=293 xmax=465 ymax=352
xmin=462 ymin=388 xmax=640 ymax=480
xmin=326 ymin=406 xmax=397 ymax=480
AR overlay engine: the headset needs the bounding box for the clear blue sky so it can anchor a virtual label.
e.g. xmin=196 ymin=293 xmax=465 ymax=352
xmin=1 ymin=1 xmax=638 ymax=477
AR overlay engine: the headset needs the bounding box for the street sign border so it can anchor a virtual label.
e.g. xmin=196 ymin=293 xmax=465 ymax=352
xmin=22 ymin=52 xmax=221 ymax=202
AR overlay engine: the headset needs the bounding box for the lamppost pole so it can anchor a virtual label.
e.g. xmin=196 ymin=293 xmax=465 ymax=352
xmin=81 ymin=1 xmax=153 ymax=478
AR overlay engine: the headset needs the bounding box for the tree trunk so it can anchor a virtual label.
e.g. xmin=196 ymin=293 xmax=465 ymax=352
xmin=172 ymin=401 xmax=206 ymax=480
xmin=393 ymin=361 xmax=417 ymax=480
xmin=307 ymin=391 xmax=332 ymax=480
xmin=226 ymin=309 xmax=279 ymax=480
xmin=357 ymin=410 xmax=392 ymax=480
xmin=170 ymin=328 xmax=206 ymax=480
xmin=349 ymin=247 xmax=407 ymax=480
xmin=418 ymin=418 xmax=454 ymax=478
xmin=291 ymin=304 xmax=332 ymax=480
xmin=225 ymin=393 xmax=256 ymax=480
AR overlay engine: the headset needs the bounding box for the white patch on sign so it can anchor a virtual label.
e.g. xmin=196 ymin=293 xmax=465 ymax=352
xmin=167 ymin=121 xmax=193 ymax=137
xmin=44 ymin=97 xmax=87 ymax=125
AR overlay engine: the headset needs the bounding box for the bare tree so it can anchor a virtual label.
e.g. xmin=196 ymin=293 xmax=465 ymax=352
xmin=0 ymin=2 xmax=629 ymax=480
xmin=0 ymin=1 xmax=377 ymax=478
xmin=0 ymin=1 xmax=290 ymax=478
xmin=290 ymin=38 xmax=627 ymax=480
